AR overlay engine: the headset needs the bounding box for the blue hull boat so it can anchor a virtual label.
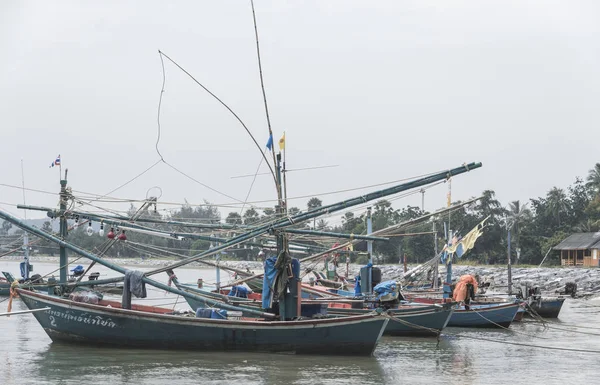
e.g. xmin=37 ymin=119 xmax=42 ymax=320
xmin=448 ymin=302 xmax=520 ymax=328
xmin=328 ymin=304 xmax=454 ymax=336
xmin=528 ymin=297 xmax=565 ymax=318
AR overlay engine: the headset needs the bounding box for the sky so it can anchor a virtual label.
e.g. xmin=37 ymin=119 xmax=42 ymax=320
xmin=1 ymin=0 xmax=599 ymax=226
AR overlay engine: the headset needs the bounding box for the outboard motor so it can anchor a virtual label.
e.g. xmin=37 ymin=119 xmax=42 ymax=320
xmin=564 ymin=281 xmax=577 ymax=298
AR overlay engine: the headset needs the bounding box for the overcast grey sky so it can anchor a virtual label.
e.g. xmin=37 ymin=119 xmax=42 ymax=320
xmin=1 ymin=0 xmax=598 ymax=224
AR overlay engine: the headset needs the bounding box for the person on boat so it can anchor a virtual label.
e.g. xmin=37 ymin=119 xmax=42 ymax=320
xmin=452 ymin=274 xmax=478 ymax=310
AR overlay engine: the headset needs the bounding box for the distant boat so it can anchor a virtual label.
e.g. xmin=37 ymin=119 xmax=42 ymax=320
xmin=447 ymin=302 xmax=521 ymax=328
xmin=327 ymin=304 xmax=454 ymax=337
xmin=527 ymin=297 xmax=565 ymax=318
xmin=408 ymin=297 xmax=520 ymax=328
xmin=17 ymin=289 xmax=389 ymax=356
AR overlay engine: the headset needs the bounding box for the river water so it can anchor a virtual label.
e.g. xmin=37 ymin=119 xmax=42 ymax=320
xmin=1 ymin=260 xmax=598 ymax=385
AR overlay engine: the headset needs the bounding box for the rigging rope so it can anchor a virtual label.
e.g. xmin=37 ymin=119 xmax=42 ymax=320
xmin=157 ymin=50 xmax=278 ymax=196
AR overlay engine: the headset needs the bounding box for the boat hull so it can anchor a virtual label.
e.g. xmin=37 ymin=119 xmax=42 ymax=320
xmin=328 ymin=305 xmax=453 ymax=337
xmin=18 ymin=289 xmax=388 ymax=356
xmin=448 ymin=303 xmax=520 ymax=328
xmin=527 ymin=298 xmax=565 ymax=318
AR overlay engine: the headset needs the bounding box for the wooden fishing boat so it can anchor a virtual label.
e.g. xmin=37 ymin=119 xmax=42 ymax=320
xmin=527 ymin=297 xmax=565 ymax=318
xmin=327 ymin=303 xmax=454 ymax=337
xmin=447 ymin=302 xmax=520 ymax=328
xmin=17 ymin=289 xmax=389 ymax=356
xmin=408 ymin=296 xmax=520 ymax=327
xmin=174 ymin=276 xmax=452 ymax=336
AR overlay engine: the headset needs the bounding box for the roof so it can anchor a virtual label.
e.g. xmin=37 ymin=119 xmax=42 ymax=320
xmin=554 ymin=232 xmax=600 ymax=250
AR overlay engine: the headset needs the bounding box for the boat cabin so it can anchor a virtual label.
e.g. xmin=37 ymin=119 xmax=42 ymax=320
xmin=553 ymin=232 xmax=600 ymax=267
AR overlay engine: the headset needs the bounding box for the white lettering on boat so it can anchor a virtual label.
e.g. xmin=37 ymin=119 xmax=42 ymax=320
xmin=45 ymin=309 xmax=117 ymax=328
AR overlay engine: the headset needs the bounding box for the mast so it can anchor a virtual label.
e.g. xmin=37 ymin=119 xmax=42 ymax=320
xmin=507 ymin=225 xmax=512 ymax=295
xmin=432 ymin=221 xmax=438 ymax=289
xmin=443 ymin=176 xmax=452 ymax=299
xmin=59 ymin=170 xmax=69 ymax=287
xmin=21 ymin=159 xmax=30 ymax=280
xmin=367 ymin=207 xmax=373 ymax=264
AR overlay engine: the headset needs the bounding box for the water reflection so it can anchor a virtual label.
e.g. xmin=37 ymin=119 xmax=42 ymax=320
xmin=32 ymin=343 xmax=385 ymax=385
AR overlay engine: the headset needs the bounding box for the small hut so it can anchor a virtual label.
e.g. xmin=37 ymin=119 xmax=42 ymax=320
xmin=554 ymin=232 xmax=600 ymax=267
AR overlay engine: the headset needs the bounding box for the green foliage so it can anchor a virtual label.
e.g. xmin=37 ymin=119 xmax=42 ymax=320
xmin=0 ymin=220 xmax=12 ymax=235
xmin=243 ymin=208 xmax=259 ymax=225
xmin=586 ymin=163 xmax=600 ymax=197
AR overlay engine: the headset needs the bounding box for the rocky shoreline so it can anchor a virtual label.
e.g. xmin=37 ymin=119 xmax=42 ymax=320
xmin=5 ymin=255 xmax=600 ymax=296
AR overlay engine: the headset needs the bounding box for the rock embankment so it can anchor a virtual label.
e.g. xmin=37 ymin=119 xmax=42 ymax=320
xmin=6 ymin=255 xmax=600 ymax=295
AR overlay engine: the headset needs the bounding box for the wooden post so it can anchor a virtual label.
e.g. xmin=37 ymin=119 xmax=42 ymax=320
xmin=403 ymin=253 xmax=407 ymax=273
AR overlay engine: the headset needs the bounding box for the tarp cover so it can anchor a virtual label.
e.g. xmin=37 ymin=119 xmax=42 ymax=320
xmin=229 ymin=285 xmax=250 ymax=298
xmin=262 ymin=256 xmax=277 ymax=309
xmin=373 ymin=280 xmax=397 ymax=300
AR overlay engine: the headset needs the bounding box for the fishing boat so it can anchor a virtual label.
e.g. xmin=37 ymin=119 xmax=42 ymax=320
xmin=401 ymin=295 xmax=521 ymax=328
xmin=447 ymin=302 xmax=520 ymax=328
xmin=526 ymin=297 xmax=565 ymax=318
xmin=17 ymin=288 xmax=389 ymax=355
xmin=172 ymin=273 xmax=453 ymax=337
xmin=327 ymin=303 xmax=454 ymax=336
xmin=514 ymin=282 xmax=565 ymax=318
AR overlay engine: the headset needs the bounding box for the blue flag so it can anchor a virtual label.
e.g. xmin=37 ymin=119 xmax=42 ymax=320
xmin=266 ymin=135 xmax=273 ymax=151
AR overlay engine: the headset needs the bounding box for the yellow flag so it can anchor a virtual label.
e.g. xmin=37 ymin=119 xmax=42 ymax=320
xmin=446 ymin=216 xmax=489 ymax=256
xmin=278 ymin=133 xmax=285 ymax=151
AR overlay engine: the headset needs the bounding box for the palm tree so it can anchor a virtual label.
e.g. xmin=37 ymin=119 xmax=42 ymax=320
xmin=307 ymin=197 xmax=323 ymax=229
xmin=508 ymin=200 xmax=532 ymax=262
xmin=574 ymin=219 xmax=600 ymax=233
xmin=546 ymin=187 xmax=568 ymax=227
xmin=586 ymin=163 xmax=600 ymax=197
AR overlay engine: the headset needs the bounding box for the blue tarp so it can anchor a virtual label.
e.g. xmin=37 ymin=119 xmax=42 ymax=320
xmin=71 ymin=265 xmax=85 ymax=275
xmin=229 ymin=285 xmax=250 ymax=298
xmin=262 ymin=256 xmax=278 ymax=309
xmin=373 ymin=280 xmax=397 ymax=300
xmin=195 ymin=308 xmax=227 ymax=319
xmin=20 ymin=262 xmax=30 ymax=279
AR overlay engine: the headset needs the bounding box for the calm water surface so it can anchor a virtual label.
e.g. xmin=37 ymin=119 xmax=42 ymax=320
xmin=1 ymin=261 xmax=599 ymax=384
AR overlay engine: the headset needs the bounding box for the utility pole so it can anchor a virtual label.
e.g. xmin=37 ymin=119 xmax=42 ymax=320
xmin=420 ymin=189 xmax=425 ymax=212
xmin=21 ymin=159 xmax=30 ymax=280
